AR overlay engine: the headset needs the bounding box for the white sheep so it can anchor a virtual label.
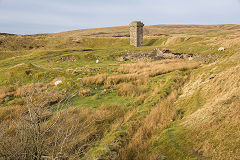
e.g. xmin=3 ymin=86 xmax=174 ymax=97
xmin=96 ymin=59 xmax=99 ymax=63
xmin=54 ymin=80 xmax=63 ymax=86
xmin=218 ymin=47 xmax=225 ymax=51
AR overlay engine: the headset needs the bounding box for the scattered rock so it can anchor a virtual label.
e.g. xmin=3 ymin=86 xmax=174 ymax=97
xmin=50 ymin=77 xmax=66 ymax=86
xmin=82 ymin=66 xmax=101 ymax=73
xmin=218 ymin=47 xmax=225 ymax=51
xmin=115 ymin=49 xmax=208 ymax=62
xmin=59 ymin=55 xmax=79 ymax=62
xmin=188 ymin=57 xmax=194 ymax=60
xmin=54 ymin=80 xmax=63 ymax=86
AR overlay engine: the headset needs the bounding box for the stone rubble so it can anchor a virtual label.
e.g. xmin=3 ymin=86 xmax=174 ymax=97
xmin=116 ymin=49 xmax=218 ymax=63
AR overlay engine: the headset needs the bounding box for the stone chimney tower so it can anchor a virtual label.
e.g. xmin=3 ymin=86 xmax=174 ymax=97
xmin=129 ymin=21 xmax=144 ymax=47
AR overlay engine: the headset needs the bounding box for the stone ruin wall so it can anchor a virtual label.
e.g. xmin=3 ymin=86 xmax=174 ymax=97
xmin=129 ymin=21 xmax=144 ymax=47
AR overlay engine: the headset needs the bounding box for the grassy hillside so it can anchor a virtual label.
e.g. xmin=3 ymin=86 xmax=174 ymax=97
xmin=0 ymin=24 xmax=240 ymax=160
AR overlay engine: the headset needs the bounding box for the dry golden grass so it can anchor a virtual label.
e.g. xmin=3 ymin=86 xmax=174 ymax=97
xmin=15 ymin=83 xmax=48 ymax=97
xmin=82 ymin=60 xmax=200 ymax=87
xmin=132 ymin=93 xmax=150 ymax=106
xmin=171 ymin=53 xmax=240 ymax=159
xmin=83 ymin=73 xmax=147 ymax=86
xmin=209 ymin=35 xmax=240 ymax=48
xmin=118 ymin=59 xmax=200 ymax=77
xmin=117 ymin=83 xmax=147 ymax=97
xmin=82 ymin=74 xmax=108 ymax=85
xmin=180 ymin=97 xmax=240 ymax=159
xmin=106 ymin=73 xmax=141 ymax=85
xmin=0 ymin=105 xmax=24 ymax=121
xmin=79 ymin=88 xmax=91 ymax=97
xmin=0 ymin=86 xmax=15 ymax=99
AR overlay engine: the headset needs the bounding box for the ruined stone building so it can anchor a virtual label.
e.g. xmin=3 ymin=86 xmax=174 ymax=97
xmin=129 ymin=21 xmax=144 ymax=47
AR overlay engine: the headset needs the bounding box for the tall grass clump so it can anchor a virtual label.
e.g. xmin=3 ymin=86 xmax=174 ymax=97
xmin=117 ymin=83 xmax=148 ymax=97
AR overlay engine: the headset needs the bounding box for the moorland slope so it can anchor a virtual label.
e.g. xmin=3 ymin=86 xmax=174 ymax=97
xmin=0 ymin=24 xmax=240 ymax=160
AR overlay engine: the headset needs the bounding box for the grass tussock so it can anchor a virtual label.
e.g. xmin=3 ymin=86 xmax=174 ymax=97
xmin=82 ymin=74 xmax=108 ymax=85
xmin=117 ymin=83 xmax=148 ymax=97
xmin=0 ymin=86 xmax=15 ymax=99
xmin=118 ymin=59 xmax=200 ymax=77
xmin=106 ymin=74 xmax=142 ymax=85
xmin=79 ymin=88 xmax=91 ymax=97
xmin=82 ymin=60 xmax=199 ymax=86
xmin=0 ymin=105 xmax=24 ymax=121
xmin=83 ymin=73 xmax=148 ymax=86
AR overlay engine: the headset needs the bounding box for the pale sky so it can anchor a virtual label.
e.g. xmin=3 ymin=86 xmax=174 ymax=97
xmin=0 ymin=0 xmax=240 ymax=34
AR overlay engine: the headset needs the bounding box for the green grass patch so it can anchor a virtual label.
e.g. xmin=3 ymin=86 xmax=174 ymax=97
xmin=71 ymin=91 xmax=133 ymax=109
xmin=151 ymin=124 xmax=206 ymax=160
